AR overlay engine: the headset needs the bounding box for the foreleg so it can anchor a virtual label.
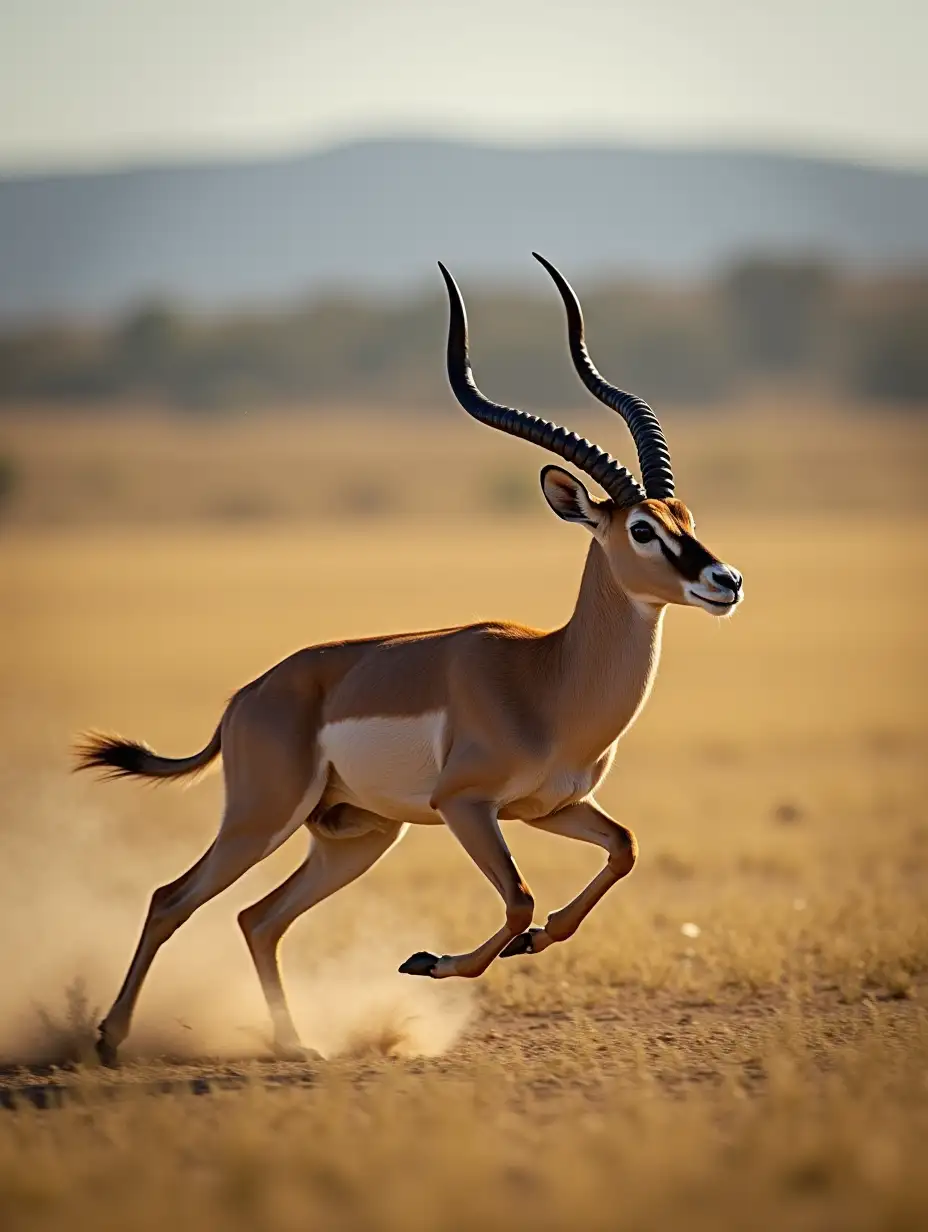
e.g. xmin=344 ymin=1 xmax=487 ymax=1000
xmin=400 ymin=796 xmax=534 ymax=979
xmin=500 ymin=799 xmax=636 ymax=958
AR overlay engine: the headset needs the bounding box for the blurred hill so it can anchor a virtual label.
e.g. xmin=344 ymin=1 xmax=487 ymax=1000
xmin=2 ymin=138 xmax=928 ymax=323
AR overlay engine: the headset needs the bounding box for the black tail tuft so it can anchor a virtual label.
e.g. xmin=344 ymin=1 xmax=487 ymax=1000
xmin=73 ymin=733 xmax=157 ymax=780
xmin=73 ymin=723 xmax=223 ymax=782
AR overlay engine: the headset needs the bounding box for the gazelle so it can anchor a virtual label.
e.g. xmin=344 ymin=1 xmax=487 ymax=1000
xmin=76 ymin=255 xmax=743 ymax=1065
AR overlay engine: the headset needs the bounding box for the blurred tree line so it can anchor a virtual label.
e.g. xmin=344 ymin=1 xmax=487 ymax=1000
xmin=1 ymin=259 xmax=926 ymax=411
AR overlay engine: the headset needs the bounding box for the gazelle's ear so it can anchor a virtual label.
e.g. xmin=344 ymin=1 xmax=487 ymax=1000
xmin=540 ymin=466 xmax=608 ymax=533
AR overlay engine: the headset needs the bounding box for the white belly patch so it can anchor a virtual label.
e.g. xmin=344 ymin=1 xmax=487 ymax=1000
xmin=320 ymin=711 xmax=447 ymax=822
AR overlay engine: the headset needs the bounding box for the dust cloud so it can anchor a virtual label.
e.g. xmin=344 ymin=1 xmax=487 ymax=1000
xmin=0 ymin=775 xmax=474 ymax=1067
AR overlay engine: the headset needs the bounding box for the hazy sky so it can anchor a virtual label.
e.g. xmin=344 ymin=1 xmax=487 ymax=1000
xmin=2 ymin=0 xmax=926 ymax=172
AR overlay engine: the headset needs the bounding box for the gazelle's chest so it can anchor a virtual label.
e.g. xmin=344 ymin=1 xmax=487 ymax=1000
xmin=498 ymin=742 xmax=617 ymax=820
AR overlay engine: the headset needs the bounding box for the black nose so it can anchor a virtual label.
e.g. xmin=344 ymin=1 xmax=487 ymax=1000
xmin=712 ymin=569 xmax=742 ymax=595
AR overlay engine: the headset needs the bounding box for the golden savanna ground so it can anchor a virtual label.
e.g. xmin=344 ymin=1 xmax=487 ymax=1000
xmin=0 ymin=404 xmax=926 ymax=1230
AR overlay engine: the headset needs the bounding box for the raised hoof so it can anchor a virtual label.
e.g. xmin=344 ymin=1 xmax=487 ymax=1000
xmin=500 ymin=928 xmax=545 ymax=958
xmin=398 ymin=951 xmax=440 ymax=977
xmin=96 ymin=1028 xmax=119 ymax=1068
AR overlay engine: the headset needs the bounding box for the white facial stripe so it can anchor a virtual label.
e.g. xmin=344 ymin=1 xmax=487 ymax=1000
xmin=626 ymin=511 xmax=682 ymax=557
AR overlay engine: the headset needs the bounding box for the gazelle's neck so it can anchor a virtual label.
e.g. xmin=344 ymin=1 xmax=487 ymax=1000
xmin=552 ymin=540 xmax=665 ymax=754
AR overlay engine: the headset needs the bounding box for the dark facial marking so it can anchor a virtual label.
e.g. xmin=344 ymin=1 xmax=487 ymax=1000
xmin=658 ymin=533 xmax=717 ymax=582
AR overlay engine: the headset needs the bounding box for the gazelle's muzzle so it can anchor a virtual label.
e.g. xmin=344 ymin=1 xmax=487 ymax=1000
xmin=684 ymin=561 xmax=744 ymax=615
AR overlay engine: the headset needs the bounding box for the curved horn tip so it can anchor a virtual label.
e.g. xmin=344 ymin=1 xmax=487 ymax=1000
xmin=533 ymin=251 xmax=582 ymax=306
xmin=437 ymin=261 xmax=465 ymax=307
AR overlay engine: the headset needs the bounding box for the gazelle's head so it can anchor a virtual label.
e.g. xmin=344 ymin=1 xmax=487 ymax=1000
xmin=439 ymin=253 xmax=744 ymax=618
xmin=540 ymin=468 xmax=743 ymax=616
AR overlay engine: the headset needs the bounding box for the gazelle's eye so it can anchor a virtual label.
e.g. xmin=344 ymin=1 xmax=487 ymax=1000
xmin=630 ymin=522 xmax=656 ymax=544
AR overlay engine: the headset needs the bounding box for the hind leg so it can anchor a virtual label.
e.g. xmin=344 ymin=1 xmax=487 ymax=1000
xmin=96 ymin=847 xmax=215 ymax=1064
xmin=238 ymin=807 xmax=407 ymax=1059
xmin=95 ymin=657 xmax=337 ymax=1065
xmin=97 ymin=768 xmax=325 ymax=1059
xmin=96 ymin=817 xmax=281 ymax=1065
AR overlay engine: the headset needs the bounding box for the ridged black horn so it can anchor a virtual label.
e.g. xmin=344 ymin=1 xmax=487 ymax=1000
xmin=532 ymin=252 xmax=675 ymax=501
xmin=439 ymin=263 xmax=645 ymax=508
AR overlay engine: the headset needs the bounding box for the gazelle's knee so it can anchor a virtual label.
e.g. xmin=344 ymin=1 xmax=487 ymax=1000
xmin=606 ymin=824 xmax=638 ymax=879
xmin=238 ymin=903 xmax=284 ymax=956
xmin=237 ymin=902 xmax=267 ymax=945
xmin=149 ymin=881 xmax=178 ymax=914
xmin=145 ymin=883 xmax=189 ymax=943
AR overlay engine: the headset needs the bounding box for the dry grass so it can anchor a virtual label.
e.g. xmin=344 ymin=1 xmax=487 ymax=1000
xmin=0 ymin=406 xmax=926 ymax=1230
xmin=2 ymin=397 xmax=926 ymax=528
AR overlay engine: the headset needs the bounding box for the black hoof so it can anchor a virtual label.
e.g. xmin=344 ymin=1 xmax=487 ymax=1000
xmin=96 ymin=1028 xmax=119 ymax=1068
xmin=500 ymin=929 xmax=543 ymax=958
xmin=399 ymin=951 xmax=439 ymax=977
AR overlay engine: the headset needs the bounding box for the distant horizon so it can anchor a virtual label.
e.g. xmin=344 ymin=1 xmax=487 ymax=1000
xmin=4 ymin=128 xmax=928 ymax=182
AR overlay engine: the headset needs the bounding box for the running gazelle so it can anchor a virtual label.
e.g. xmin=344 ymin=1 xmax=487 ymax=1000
xmin=76 ymin=254 xmax=743 ymax=1064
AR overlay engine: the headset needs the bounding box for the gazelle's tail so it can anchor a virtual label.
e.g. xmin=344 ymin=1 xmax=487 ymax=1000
xmin=74 ymin=724 xmax=222 ymax=782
